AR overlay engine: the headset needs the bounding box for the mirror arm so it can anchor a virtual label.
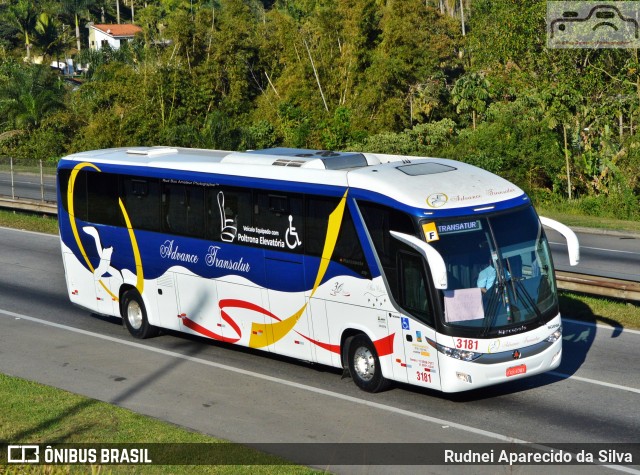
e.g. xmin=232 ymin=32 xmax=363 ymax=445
xmin=390 ymin=231 xmax=448 ymax=289
xmin=539 ymin=216 xmax=580 ymax=266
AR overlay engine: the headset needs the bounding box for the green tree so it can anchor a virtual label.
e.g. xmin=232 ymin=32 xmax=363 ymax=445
xmin=5 ymin=0 xmax=38 ymax=60
xmin=61 ymin=0 xmax=98 ymax=52
xmin=358 ymin=1 xmax=461 ymax=131
xmin=451 ymin=72 xmax=490 ymax=130
xmin=444 ymin=99 xmax=563 ymax=194
xmin=530 ymin=84 xmax=582 ymax=200
xmin=33 ymin=13 xmax=67 ymax=64
xmin=0 ymin=62 xmax=66 ymax=134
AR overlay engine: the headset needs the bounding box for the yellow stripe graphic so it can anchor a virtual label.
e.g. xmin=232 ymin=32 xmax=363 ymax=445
xmin=68 ymin=162 xmax=101 ymax=272
xmin=99 ymin=280 xmax=118 ymax=301
xmin=67 ymin=162 xmax=143 ymax=300
xmin=119 ymin=198 xmax=144 ymax=294
xmin=249 ymin=190 xmax=349 ymax=349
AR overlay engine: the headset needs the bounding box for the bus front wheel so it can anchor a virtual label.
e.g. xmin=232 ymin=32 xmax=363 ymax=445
xmin=346 ymin=334 xmax=390 ymax=393
xmin=121 ymin=290 xmax=157 ymax=339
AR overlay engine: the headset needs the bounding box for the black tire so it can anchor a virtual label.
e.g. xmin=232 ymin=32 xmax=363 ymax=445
xmin=346 ymin=334 xmax=390 ymax=393
xmin=121 ymin=289 xmax=157 ymax=339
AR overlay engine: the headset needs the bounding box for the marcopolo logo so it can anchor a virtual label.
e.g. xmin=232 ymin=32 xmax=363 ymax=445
xmin=548 ymin=1 xmax=640 ymax=48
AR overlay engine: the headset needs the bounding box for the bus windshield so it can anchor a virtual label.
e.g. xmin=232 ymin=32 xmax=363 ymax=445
xmin=424 ymin=206 xmax=557 ymax=335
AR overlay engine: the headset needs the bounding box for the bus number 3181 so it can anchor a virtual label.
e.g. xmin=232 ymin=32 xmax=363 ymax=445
xmin=416 ymin=371 xmax=432 ymax=383
xmin=455 ymin=339 xmax=479 ymax=351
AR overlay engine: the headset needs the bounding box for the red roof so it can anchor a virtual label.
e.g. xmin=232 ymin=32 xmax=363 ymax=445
xmin=92 ymin=24 xmax=142 ymax=37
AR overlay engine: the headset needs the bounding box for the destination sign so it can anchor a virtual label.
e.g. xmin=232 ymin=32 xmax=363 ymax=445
xmin=437 ymin=220 xmax=482 ymax=235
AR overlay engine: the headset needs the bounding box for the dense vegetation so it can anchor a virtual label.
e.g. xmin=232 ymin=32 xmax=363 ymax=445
xmin=1 ymin=0 xmax=639 ymax=219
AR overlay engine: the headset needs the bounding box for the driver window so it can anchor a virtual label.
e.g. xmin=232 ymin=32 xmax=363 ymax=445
xmin=398 ymin=251 xmax=433 ymax=327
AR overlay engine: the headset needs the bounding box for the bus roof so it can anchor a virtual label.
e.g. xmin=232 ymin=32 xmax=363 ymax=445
xmin=60 ymin=146 xmax=527 ymax=212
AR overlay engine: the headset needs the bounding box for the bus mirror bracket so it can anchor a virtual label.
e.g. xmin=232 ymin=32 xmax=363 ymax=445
xmin=539 ymin=216 xmax=580 ymax=266
xmin=390 ymin=231 xmax=448 ymax=290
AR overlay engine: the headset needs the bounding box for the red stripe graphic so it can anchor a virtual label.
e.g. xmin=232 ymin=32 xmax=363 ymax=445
xmin=219 ymin=299 xmax=282 ymax=322
xmin=373 ymin=332 xmax=395 ymax=357
xmin=296 ymin=333 xmax=341 ymax=354
xmin=182 ymin=298 xmax=396 ymax=358
xmin=180 ymin=316 xmax=240 ymax=344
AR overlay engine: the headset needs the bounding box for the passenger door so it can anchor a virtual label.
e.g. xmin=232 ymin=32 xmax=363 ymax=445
xmin=154 ymin=272 xmax=181 ymax=331
xmin=265 ymin=253 xmax=313 ymax=361
xmin=397 ymin=251 xmax=442 ymax=391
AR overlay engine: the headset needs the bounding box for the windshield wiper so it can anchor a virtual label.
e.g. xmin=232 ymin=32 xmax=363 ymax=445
xmin=511 ymin=277 xmax=543 ymax=321
xmin=482 ymin=283 xmax=503 ymax=336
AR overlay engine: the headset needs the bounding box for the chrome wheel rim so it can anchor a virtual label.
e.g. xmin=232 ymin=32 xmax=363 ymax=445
xmin=353 ymin=346 xmax=375 ymax=381
xmin=127 ymin=300 xmax=143 ymax=330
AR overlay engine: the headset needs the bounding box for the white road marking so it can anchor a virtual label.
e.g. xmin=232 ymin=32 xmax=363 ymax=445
xmin=563 ymin=318 xmax=640 ymax=336
xmin=0 ymin=226 xmax=59 ymax=238
xmin=0 ymin=308 xmax=526 ymax=443
xmin=549 ymin=372 xmax=640 ymax=395
xmin=550 ymin=242 xmax=640 ymax=256
xmin=0 ymin=307 xmax=639 ymax=474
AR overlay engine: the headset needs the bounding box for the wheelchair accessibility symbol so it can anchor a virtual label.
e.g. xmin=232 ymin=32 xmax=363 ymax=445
xmin=401 ymin=317 xmax=410 ymax=331
xmin=285 ymin=215 xmax=302 ymax=249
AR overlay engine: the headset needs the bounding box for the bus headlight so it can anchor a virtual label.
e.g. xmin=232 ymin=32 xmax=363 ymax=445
xmin=435 ymin=343 xmax=481 ymax=361
xmin=544 ymin=327 xmax=562 ymax=343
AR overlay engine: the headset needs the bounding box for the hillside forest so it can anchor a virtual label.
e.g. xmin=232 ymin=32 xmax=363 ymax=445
xmin=1 ymin=0 xmax=639 ymax=219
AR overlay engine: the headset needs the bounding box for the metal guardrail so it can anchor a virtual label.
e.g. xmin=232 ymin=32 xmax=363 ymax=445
xmin=0 ymin=196 xmax=57 ymax=215
xmin=556 ymin=271 xmax=640 ymax=302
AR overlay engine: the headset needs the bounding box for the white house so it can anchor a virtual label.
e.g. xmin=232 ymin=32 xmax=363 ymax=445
xmin=88 ymin=24 xmax=142 ymax=51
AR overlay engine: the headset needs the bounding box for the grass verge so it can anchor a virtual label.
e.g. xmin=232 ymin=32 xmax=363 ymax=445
xmin=0 ymin=374 xmax=316 ymax=474
xmin=0 ymin=209 xmax=59 ymax=235
xmin=535 ymin=206 xmax=640 ymax=234
xmin=560 ymin=290 xmax=640 ymax=330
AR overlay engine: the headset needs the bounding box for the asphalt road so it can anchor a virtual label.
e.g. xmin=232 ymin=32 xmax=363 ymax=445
xmin=0 ymin=171 xmax=57 ymax=202
xmin=0 ymin=227 xmax=639 ymax=474
xmin=545 ymin=227 xmax=640 ymax=282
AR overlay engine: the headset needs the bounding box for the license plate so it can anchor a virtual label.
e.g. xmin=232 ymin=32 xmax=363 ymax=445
xmin=506 ymin=364 xmax=527 ymax=377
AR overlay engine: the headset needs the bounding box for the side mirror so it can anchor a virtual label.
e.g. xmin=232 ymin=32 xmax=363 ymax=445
xmin=539 ymin=216 xmax=580 ymax=266
xmin=390 ymin=231 xmax=448 ymax=289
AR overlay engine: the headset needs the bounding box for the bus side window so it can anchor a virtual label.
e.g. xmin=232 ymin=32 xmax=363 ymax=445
xmin=205 ymin=189 xmax=222 ymax=241
xmin=122 ymin=177 xmax=162 ymax=232
xmin=398 ymin=251 xmax=433 ymax=326
xmin=305 ymin=197 xmax=337 ymax=257
xmin=333 ymin=208 xmax=370 ymax=278
xmin=186 ymin=186 xmax=204 ymax=237
xmin=255 ymin=191 xmax=304 ymax=252
xmin=206 ymin=187 xmax=251 ymax=243
xmin=307 ymin=196 xmax=371 ymax=278
xmin=67 ymin=169 xmax=89 ymax=222
xmin=86 ymin=171 xmax=123 ymax=227
xmin=162 ymin=183 xmax=205 ymax=238
xmin=162 ymin=184 xmax=187 ymax=234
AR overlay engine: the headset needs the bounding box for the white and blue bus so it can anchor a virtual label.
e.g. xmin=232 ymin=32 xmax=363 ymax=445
xmin=57 ymin=147 xmax=579 ymax=393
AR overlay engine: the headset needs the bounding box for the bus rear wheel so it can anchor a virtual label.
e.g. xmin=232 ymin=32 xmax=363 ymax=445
xmin=121 ymin=289 xmax=157 ymax=339
xmin=346 ymin=334 xmax=390 ymax=393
